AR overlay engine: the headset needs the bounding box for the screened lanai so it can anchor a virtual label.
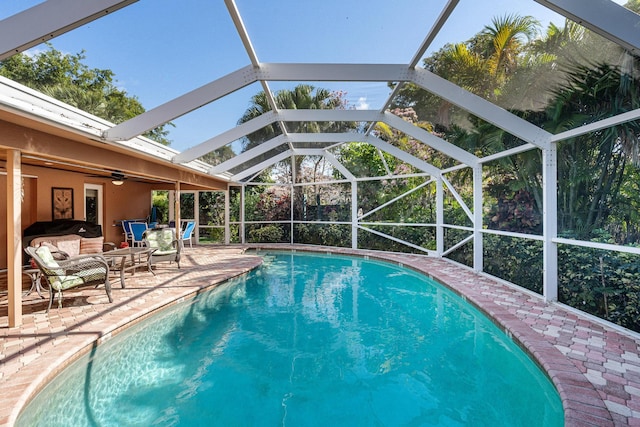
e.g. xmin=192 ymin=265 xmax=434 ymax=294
xmin=2 ymin=0 xmax=640 ymax=333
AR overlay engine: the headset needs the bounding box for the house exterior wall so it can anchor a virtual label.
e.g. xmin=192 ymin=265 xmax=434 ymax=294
xmin=0 ymin=118 xmax=223 ymax=269
xmin=0 ymin=166 xmax=156 ymax=268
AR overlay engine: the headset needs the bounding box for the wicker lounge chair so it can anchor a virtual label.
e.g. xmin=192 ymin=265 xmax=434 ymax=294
xmin=25 ymin=245 xmax=112 ymax=311
xmin=143 ymin=228 xmax=181 ymax=272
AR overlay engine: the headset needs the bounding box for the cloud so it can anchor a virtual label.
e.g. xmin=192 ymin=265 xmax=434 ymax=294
xmin=22 ymin=47 xmax=47 ymax=58
xmin=356 ymin=96 xmax=369 ymax=110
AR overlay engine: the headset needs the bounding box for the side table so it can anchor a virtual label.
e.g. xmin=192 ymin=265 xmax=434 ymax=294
xmin=22 ymin=267 xmax=46 ymax=298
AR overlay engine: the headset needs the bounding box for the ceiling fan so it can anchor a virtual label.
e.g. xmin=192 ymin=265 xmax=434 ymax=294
xmin=110 ymin=171 xmax=127 ymax=186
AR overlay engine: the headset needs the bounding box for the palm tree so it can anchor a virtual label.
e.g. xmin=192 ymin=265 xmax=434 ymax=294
xmin=479 ymin=14 xmax=541 ymax=87
xmin=412 ymin=14 xmax=541 ymax=127
xmin=547 ymin=60 xmax=640 ymax=237
xmin=237 ymin=84 xmax=350 ymax=177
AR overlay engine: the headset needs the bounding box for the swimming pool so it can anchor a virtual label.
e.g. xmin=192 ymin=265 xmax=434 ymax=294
xmin=17 ymin=251 xmax=563 ymax=426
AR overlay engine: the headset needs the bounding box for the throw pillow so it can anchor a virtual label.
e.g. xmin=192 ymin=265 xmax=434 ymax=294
xmin=80 ymin=237 xmax=105 ymax=254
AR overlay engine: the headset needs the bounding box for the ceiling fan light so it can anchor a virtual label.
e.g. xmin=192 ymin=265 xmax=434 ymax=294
xmin=112 ymin=179 xmax=124 ymax=186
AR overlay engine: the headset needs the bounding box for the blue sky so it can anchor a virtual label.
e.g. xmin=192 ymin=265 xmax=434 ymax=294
xmin=0 ymin=0 xmax=629 ymax=152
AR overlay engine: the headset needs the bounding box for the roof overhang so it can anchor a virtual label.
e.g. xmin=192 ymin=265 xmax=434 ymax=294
xmin=0 ymin=76 xmax=226 ymax=190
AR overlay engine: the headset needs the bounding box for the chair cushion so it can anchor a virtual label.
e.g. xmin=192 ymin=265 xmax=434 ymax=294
xmin=49 ymin=266 xmax=105 ymax=291
xmin=35 ymin=245 xmax=60 ymax=268
xmin=154 ymin=249 xmax=177 ymax=256
xmin=50 ymin=275 xmax=85 ymax=291
xmin=35 ymin=245 xmax=65 ymax=286
xmin=146 ymin=229 xmax=175 ymax=251
xmin=38 ymin=242 xmax=67 ymax=260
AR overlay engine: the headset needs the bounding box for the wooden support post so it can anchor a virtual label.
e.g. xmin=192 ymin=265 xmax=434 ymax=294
xmin=7 ymin=150 xmax=22 ymax=327
xmin=174 ymin=182 xmax=181 ymax=232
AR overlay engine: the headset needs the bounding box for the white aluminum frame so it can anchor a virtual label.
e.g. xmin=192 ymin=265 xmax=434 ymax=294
xmin=5 ymin=0 xmax=640 ymax=325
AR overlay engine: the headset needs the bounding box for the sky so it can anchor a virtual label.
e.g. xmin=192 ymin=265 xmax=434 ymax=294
xmin=0 ymin=0 xmax=631 ymax=153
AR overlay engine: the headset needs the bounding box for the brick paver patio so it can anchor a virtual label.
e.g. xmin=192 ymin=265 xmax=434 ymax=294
xmin=1 ymin=245 xmax=640 ymax=426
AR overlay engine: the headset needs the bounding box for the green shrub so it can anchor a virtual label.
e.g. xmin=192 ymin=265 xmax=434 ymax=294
xmin=483 ymin=235 xmax=543 ymax=294
xmin=247 ymin=224 xmax=285 ymax=243
xmin=558 ymin=244 xmax=640 ymax=332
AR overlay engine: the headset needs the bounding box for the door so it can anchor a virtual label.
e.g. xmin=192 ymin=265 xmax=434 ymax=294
xmin=84 ymin=183 xmax=103 ymax=226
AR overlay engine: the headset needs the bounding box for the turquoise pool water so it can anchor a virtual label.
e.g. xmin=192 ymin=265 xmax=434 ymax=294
xmin=18 ymin=252 xmax=563 ymax=426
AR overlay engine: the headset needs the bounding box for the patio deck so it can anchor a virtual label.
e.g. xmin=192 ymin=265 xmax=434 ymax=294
xmin=1 ymin=245 xmax=639 ymax=426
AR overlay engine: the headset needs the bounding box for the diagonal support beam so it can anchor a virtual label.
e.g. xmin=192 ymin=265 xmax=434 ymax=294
xmin=535 ymin=0 xmax=640 ymax=55
xmin=383 ymin=111 xmax=478 ymax=166
xmin=231 ymin=150 xmax=292 ymax=181
xmin=210 ymin=135 xmax=287 ymax=174
xmin=174 ymin=109 xmax=383 ymax=164
xmin=174 ymin=111 xmax=277 ymax=163
xmin=104 ymin=64 xmax=410 ymax=142
xmin=410 ymin=67 xmax=552 ymax=149
xmin=175 ymin=108 xmax=476 ymax=169
xmin=0 ymin=0 xmax=138 ymax=60
xmin=323 ymin=150 xmax=356 ymax=181
xmin=106 ymin=63 xmax=552 ymax=154
xmin=104 ymin=64 xmax=258 ymax=141
xmin=364 ymin=135 xmax=441 ymax=176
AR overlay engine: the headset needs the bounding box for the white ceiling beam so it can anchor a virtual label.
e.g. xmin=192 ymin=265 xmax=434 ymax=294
xmin=285 ymin=133 xmax=362 ymax=143
xmin=382 ymin=111 xmax=478 ymax=166
xmin=104 ymin=64 xmax=258 ymax=141
xmin=176 ymin=108 xmax=480 ymax=167
xmin=478 ymin=143 xmax=537 ymax=164
xmin=535 ymin=0 xmax=640 ymax=55
xmin=199 ymin=128 xmax=463 ymax=184
xmin=290 ymin=149 xmax=328 ymax=156
xmin=410 ymin=67 xmax=552 ymax=149
xmin=550 ymin=107 xmax=640 ymax=143
xmin=105 ymin=67 xmax=392 ymax=143
xmin=278 ymin=109 xmax=384 ymax=122
xmin=174 ymin=109 xmax=381 ymax=164
xmin=173 ymin=111 xmax=277 ymax=163
xmin=224 ymin=0 xmax=287 ymax=140
xmin=254 ymin=63 xmax=413 ymax=82
xmin=107 ymin=63 xmax=551 ymax=151
xmin=0 ymin=0 xmax=138 ymax=60
xmin=231 ymin=150 xmax=292 ymax=181
xmin=222 ymin=132 xmax=441 ymax=183
xmin=224 ymin=0 xmax=260 ymax=66
xmin=209 ymin=135 xmax=287 ymax=174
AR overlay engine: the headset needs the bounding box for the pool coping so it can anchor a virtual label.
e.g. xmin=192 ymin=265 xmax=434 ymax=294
xmin=2 ymin=245 xmax=639 ymax=426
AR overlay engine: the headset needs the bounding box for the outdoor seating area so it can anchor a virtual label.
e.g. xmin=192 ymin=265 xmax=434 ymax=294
xmin=22 ymin=222 xmax=182 ymax=305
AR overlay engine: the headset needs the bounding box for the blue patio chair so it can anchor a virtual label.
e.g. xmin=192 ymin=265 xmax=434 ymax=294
xmin=180 ymin=220 xmax=196 ymax=248
xmin=129 ymin=222 xmax=148 ymax=247
xmin=121 ymin=220 xmax=135 ymax=246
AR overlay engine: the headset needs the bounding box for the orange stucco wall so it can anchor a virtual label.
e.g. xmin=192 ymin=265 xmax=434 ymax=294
xmin=0 ymin=165 xmax=157 ymax=268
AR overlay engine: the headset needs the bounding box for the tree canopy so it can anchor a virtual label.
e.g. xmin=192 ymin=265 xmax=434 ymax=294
xmin=0 ymin=45 xmax=172 ymax=145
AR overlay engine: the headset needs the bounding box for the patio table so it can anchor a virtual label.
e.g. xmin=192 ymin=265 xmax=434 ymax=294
xmin=102 ymin=247 xmax=155 ymax=288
